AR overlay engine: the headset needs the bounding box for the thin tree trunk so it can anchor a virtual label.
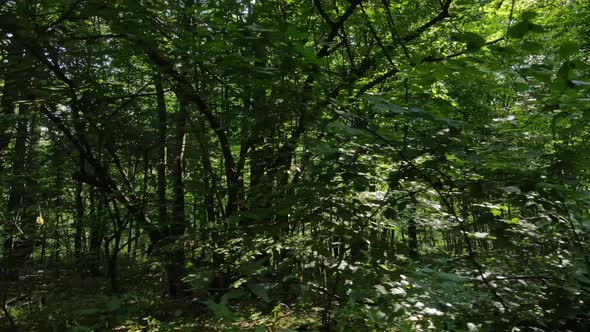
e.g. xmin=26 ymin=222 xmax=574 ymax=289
xmin=155 ymin=74 xmax=168 ymax=234
xmin=166 ymin=99 xmax=188 ymax=297
xmin=5 ymin=102 xmax=38 ymax=273
xmin=0 ymin=40 xmax=24 ymax=155
xmin=408 ymin=219 xmax=418 ymax=258
xmin=105 ymin=199 xmax=125 ymax=293
xmin=74 ymin=154 xmax=84 ymax=259
xmin=88 ymin=189 xmax=103 ymax=276
xmin=195 ymin=115 xmax=215 ymax=229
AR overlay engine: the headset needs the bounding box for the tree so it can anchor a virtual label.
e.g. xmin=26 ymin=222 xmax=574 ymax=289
xmin=0 ymin=0 xmax=589 ymax=331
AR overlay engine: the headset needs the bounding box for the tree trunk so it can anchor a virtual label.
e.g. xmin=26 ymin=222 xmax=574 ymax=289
xmin=408 ymin=219 xmax=418 ymax=258
xmin=5 ymin=102 xmax=37 ymax=273
xmin=0 ymin=40 xmax=24 ymax=155
xmin=74 ymin=154 xmax=84 ymax=258
xmin=155 ymin=74 xmax=168 ymax=234
xmin=194 ymin=115 xmax=215 ymax=230
xmin=166 ymin=99 xmax=188 ymax=297
xmin=88 ymin=189 xmax=103 ymax=276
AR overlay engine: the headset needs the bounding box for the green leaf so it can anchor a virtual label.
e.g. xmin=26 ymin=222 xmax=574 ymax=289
xmin=521 ymin=64 xmax=552 ymax=82
xmin=521 ymin=41 xmax=543 ymax=52
xmin=558 ymin=41 xmax=580 ymax=58
xmin=509 ymin=21 xmax=530 ymax=38
xmin=204 ymin=299 xmax=234 ymax=321
xmin=247 ymin=281 xmax=270 ymax=302
xmin=509 ymin=21 xmax=543 ymax=38
xmin=220 ymin=288 xmax=247 ymax=305
xmin=451 ymin=32 xmax=486 ymax=51
xmin=520 ymin=10 xmax=538 ymax=21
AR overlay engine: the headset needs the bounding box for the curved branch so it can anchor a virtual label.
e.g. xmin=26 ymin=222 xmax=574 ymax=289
xmin=402 ymin=0 xmax=453 ymax=43
xmin=317 ymin=0 xmax=364 ymax=57
xmin=423 ymin=37 xmax=505 ymax=62
xmin=355 ymin=68 xmax=399 ymax=97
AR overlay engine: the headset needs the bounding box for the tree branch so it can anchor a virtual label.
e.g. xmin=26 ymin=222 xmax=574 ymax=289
xmin=143 ymin=47 xmax=241 ymax=214
xmin=402 ymin=0 xmax=453 ymax=43
xmin=423 ymin=37 xmax=505 ymax=62
xmin=355 ymin=68 xmax=399 ymax=97
xmin=313 ymin=0 xmax=334 ymax=26
xmin=317 ymin=0 xmax=364 ymax=57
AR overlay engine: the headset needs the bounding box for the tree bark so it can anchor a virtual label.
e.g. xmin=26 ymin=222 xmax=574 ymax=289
xmin=408 ymin=219 xmax=418 ymax=258
xmin=74 ymin=153 xmax=84 ymax=258
xmin=88 ymin=189 xmax=103 ymax=276
xmin=165 ymin=98 xmax=189 ymax=297
xmin=194 ymin=115 xmax=215 ymax=228
xmin=5 ymin=102 xmax=37 ymax=272
xmin=155 ymin=74 xmax=168 ymax=234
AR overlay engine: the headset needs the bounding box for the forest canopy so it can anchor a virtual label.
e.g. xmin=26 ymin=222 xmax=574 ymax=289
xmin=0 ymin=0 xmax=589 ymax=331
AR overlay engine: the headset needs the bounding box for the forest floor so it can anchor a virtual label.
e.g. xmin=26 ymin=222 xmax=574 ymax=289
xmin=1 ymin=259 xmax=321 ymax=331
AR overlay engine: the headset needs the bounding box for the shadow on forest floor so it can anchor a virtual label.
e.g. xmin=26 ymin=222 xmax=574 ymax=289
xmin=1 ymin=259 xmax=319 ymax=331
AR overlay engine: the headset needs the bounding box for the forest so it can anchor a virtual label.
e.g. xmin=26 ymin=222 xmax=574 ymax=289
xmin=0 ymin=0 xmax=589 ymax=331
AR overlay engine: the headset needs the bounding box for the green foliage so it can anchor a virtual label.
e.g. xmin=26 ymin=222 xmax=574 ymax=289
xmin=1 ymin=0 xmax=589 ymax=331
